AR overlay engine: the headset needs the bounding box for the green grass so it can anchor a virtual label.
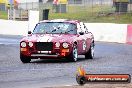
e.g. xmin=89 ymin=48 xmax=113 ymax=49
xmin=90 ymin=13 xmax=132 ymax=23
xmin=49 ymin=5 xmax=132 ymax=24
xmin=1 ymin=5 xmax=132 ymax=24
xmin=0 ymin=11 xmax=8 ymax=20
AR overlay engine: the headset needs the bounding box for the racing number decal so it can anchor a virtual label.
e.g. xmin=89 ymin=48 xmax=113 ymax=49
xmin=83 ymin=41 xmax=86 ymax=50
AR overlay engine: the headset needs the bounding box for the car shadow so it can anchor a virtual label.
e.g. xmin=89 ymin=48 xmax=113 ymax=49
xmin=30 ymin=55 xmax=99 ymax=64
xmin=30 ymin=58 xmax=69 ymax=63
xmin=30 ymin=57 xmax=88 ymax=64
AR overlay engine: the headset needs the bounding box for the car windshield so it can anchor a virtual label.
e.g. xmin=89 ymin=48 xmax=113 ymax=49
xmin=33 ymin=22 xmax=77 ymax=34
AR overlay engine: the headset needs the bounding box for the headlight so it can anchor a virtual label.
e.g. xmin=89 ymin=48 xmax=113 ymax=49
xmin=20 ymin=42 xmax=26 ymax=48
xmin=62 ymin=42 xmax=69 ymax=48
xmin=55 ymin=42 xmax=60 ymax=48
xmin=29 ymin=42 xmax=33 ymax=47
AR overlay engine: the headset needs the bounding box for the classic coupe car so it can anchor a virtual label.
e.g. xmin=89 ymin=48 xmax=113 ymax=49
xmin=20 ymin=19 xmax=94 ymax=63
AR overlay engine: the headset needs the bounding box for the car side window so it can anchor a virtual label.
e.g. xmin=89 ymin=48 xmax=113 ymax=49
xmin=79 ymin=22 xmax=89 ymax=34
xmin=77 ymin=22 xmax=88 ymax=35
xmin=80 ymin=22 xmax=85 ymax=33
xmin=77 ymin=23 xmax=82 ymax=34
xmin=83 ymin=23 xmax=89 ymax=34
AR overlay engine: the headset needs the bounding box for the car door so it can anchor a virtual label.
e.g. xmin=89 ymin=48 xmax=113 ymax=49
xmin=76 ymin=22 xmax=84 ymax=54
xmin=76 ymin=22 xmax=88 ymax=54
xmin=79 ymin=22 xmax=88 ymax=54
xmin=83 ymin=23 xmax=93 ymax=53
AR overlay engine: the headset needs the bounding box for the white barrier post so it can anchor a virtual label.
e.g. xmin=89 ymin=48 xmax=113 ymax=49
xmin=28 ymin=10 xmax=39 ymax=32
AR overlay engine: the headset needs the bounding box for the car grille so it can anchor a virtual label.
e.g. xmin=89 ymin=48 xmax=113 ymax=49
xmin=35 ymin=42 xmax=53 ymax=51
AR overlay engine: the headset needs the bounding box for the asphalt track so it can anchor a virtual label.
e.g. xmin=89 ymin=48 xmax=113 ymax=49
xmin=0 ymin=35 xmax=132 ymax=88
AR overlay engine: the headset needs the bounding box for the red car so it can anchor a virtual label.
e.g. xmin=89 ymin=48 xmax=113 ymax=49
xmin=20 ymin=19 xmax=94 ymax=63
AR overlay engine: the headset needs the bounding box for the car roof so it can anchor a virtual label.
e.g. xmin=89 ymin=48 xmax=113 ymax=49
xmin=39 ymin=19 xmax=80 ymax=24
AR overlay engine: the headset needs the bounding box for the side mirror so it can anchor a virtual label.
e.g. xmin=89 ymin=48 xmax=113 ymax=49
xmin=79 ymin=32 xmax=84 ymax=35
xmin=28 ymin=31 xmax=32 ymax=34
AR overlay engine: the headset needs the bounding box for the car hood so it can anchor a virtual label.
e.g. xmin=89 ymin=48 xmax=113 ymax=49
xmin=21 ymin=34 xmax=78 ymax=43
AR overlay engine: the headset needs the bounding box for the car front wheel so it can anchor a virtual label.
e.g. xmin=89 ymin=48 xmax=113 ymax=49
xmin=20 ymin=53 xmax=31 ymax=63
xmin=68 ymin=45 xmax=78 ymax=62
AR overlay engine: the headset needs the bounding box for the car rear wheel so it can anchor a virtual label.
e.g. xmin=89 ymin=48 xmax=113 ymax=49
xmin=68 ymin=45 xmax=78 ymax=62
xmin=20 ymin=53 xmax=31 ymax=63
xmin=85 ymin=43 xmax=94 ymax=59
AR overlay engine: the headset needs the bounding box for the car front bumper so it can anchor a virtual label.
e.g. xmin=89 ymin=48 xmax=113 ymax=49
xmin=20 ymin=48 xmax=72 ymax=59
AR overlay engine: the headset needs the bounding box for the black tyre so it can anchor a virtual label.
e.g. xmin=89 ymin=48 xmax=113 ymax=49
xmin=20 ymin=53 xmax=31 ymax=63
xmin=85 ymin=43 xmax=94 ymax=59
xmin=68 ymin=45 xmax=78 ymax=62
xmin=76 ymin=75 xmax=86 ymax=85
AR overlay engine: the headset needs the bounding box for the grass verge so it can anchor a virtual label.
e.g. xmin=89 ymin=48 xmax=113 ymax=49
xmin=1 ymin=5 xmax=132 ymax=24
xmin=0 ymin=11 xmax=8 ymax=20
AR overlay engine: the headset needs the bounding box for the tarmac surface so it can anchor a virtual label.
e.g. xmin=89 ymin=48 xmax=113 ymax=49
xmin=0 ymin=35 xmax=132 ymax=88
